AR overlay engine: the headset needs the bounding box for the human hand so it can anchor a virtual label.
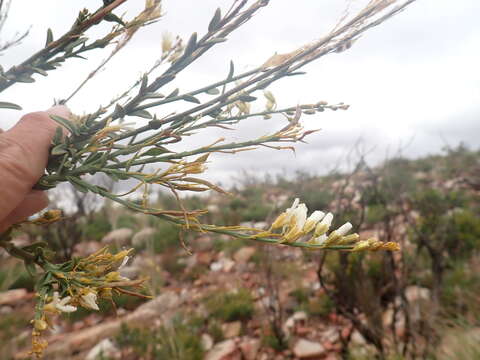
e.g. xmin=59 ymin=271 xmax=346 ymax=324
xmin=0 ymin=106 xmax=70 ymax=233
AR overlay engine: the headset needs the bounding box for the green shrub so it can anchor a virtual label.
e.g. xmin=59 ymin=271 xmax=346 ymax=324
xmin=448 ymin=210 xmax=480 ymax=259
xmin=207 ymin=320 xmax=224 ymax=343
xmin=183 ymin=263 xmax=209 ymax=282
xmin=0 ymin=313 xmax=31 ymax=353
xmin=441 ymin=261 xmax=480 ymax=317
xmin=229 ymin=197 xmax=247 ymax=211
xmin=262 ymin=334 xmax=288 ymax=351
xmin=162 ymin=255 xmax=186 ymax=276
xmin=9 ymin=269 xmax=36 ymax=291
xmin=84 ymin=213 xmax=112 ymax=241
xmin=365 ymin=204 xmax=388 ymax=225
xmin=290 ymin=287 xmax=309 ymax=307
xmin=300 ymin=189 xmax=332 ymax=211
xmin=152 ymin=222 xmax=180 ymax=253
xmin=307 ymin=296 xmax=334 ymax=317
xmin=116 ymin=214 xmax=138 ymax=230
xmin=205 ymin=289 xmax=254 ymax=322
xmin=213 ymin=237 xmax=244 ymax=255
xmin=241 ymin=202 xmax=272 ymax=222
xmin=116 ymin=317 xmax=204 ymax=360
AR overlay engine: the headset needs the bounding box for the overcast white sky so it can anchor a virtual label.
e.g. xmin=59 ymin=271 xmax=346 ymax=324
xmin=1 ymin=0 xmax=479 ymax=186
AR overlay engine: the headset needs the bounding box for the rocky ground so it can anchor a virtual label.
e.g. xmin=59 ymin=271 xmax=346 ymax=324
xmin=0 ymin=226 xmax=433 ymax=360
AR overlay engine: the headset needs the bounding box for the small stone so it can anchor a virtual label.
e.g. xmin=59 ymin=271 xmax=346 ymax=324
xmin=193 ymin=235 xmax=214 ymax=252
xmin=323 ymin=327 xmax=339 ymax=343
xmin=351 ymin=330 xmax=366 ymax=345
xmin=210 ymin=261 xmax=223 ymax=272
xmin=293 ymin=311 xmax=308 ymax=322
xmin=233 ymin=247 xmax=256 ymax=264
xmin=222 ymin=321 xmax=242 ymax=338
xmin=86 ymin=338 xmax=117 ymax=360
xmin=405 ymin=286 xmax=430 ymax=302
xmin=0 ymin=306 xmax=12 ymax=314
xmin=296 ymin=326 xmax=311 ymax=336
xmin=132 ymin=227 xmax=156 ymax=247
xmin=0 ymin=288 xmax=28 ymax=306
xmin=197 ymin=252 xmax=214 ymax=265
xmin=223 ymin=258 xmax=235 ymax=272
xmin=239 ymin=338 xmax=260 ymax=360
xmin=101 ymin=228 xmax=133 ymax=245
xmin=293 ymin=339 xmax=325 ymax=359
xmin=205 ymin=339 xmax=241 ymax=360
xmin=202 ymin=333 xmax=214 ymax=351
xmin=73 ymin=241 xmax=103 ymax=257
xmin=283 ymin=311 xmax=308 ymax=337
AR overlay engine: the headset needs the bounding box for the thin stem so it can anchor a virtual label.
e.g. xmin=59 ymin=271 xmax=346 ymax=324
xmin=0 ymin=0 xmax=128 ymax=92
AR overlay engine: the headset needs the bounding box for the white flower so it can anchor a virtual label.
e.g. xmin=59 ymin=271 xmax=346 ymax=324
xmin=303 ymin=210 xmax=325 ymax=233
xmin=80 ymin=291 xmax=99 ymax=311
xmin=118 ymin=255 xmax=130 ymax=270
xmin=291 ymin=203 xmax=308 ymax=230
xmin=270 ymin=198 xmax=300 ymax=230
xmin=336 ymin=222 xmax=352 ymax=236
xmin=288 ymin=198 xmax=300 ymax=211
xmin=314 ymin=212 xmax=333 ymax=236
xmin=45 ymin=292 xmax=77 ymax=313
xmin=310 ymin=234 xmax=327 ymax=245
xmin=320 ymin=212 xmax=333 ymax=227
xmin=284 ymin=198 xmax=301 ymax=223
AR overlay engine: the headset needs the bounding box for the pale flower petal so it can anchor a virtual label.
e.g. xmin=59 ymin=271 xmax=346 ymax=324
xmin=81 ymin=291 xmax=99 ymax=311
xmin=319 ymin=212 xmax=333 ymax=227
xmin=118 ymin=255 xmax=130 ymax=270
xmin=303 ymin=210 xmax=325 ymax=233
xmin=336 ymin=222 xmax=352 ymax=236
xmin=312 ymin=234 xmax=327 ymax=245
xmin=293 ymin=203 xmax=308 ymax=230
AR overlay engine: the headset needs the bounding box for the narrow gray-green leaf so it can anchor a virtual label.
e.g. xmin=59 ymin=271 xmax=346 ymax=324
xmin=183 ymin=32 xmax=197 ymax=58
xmin=208 ymin=8 xmax=222 ymax=31
xmin=64 ymin=37 xmax=88 ymax=53
xmin=104 ymin=13 xmax=126 ymax=26
xmin=227 ymin=60 xmax=234 ymax=80
xmin=17 ymin=75 xmax=35 ymax=83
xmin=204 ymin=37 xmax=228 ymax=45
xmin=166 ymin=88 xmax=179 ymax=98
xmin=50 ymin=115 xmax=79 ymax=135
xmin=52 ymin=126 xmax=63 ymax=145
xmin=51 ymin=144 xmax=68 ymax=156
xmin=287 ymin=71 xmax=307 ymax=76
xmin=114 ymin=103 xmax=125 ymax=118
xmin=28 ymin=66 xmax=48 ymax=76
xmin=238 ymin=95 xmax=257 ymax=102
xmin=142 ymin=147 xmax=170 ymax=157
xmin=0 ymin=101 xmax=22 ymax=110
xmin=130 ymin=109 xmax=153 ymax=119
xmin=67 ymin=176 xmax=88 ymax=193
xmin=182 ymin=94 xmax=201 ymax=104
xmin=144 ymin=92 xmax=165 ymax=99
xmin=205 ymin=88 xmax=220 ymax=95
xmin=45 ymin=28 xmax=54 ymax=47
xmin=140 ymin=74 xmax=148 ymax=94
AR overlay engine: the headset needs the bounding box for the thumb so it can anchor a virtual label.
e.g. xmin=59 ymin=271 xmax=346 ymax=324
xmin=0 ymin=105 xmax=70 ymax=218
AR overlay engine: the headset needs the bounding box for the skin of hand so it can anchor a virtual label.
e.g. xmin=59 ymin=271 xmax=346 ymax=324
xmin=0 ymin=106 xmax=70 ymax=233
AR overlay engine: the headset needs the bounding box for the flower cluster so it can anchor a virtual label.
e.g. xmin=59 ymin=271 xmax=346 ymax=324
xmin=265 ymin=198 xmax=399 ymax=251
xmin=29 ymin=247 xmax=148 ymax=358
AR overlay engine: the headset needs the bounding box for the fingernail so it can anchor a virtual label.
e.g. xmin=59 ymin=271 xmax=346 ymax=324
xmin=46 ymin=105 xmax=71 ymax=118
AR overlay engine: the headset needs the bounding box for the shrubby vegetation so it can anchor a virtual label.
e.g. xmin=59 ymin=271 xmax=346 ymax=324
xmin=1 ymin=145 xmax=479 ymax=359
